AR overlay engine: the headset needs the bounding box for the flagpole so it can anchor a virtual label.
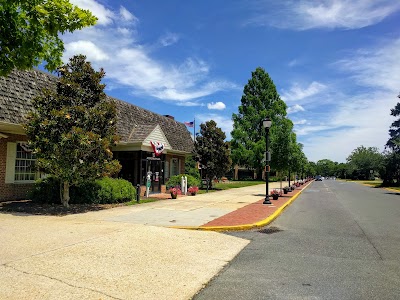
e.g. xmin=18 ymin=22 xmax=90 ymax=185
xmin=193 ymin=118 xmax=196 ymax=141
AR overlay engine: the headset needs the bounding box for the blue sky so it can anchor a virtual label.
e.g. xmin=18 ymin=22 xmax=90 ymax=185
xmin=61 ymin=0 xmax=400 ymax=163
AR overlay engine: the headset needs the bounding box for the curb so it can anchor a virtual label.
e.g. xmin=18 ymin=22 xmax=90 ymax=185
xmin=171 ymin=181 xmax=313 ymax=232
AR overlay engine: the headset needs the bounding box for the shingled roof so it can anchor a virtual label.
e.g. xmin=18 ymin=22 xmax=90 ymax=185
xmin=0 ymin=69 xmax=193 ymax=153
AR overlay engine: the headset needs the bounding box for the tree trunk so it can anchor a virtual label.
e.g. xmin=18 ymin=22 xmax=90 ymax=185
xmin=61 ymin=181 xmax=70 ymax=208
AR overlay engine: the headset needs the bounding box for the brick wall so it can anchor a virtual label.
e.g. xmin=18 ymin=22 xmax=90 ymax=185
xmin=0 ymin=134 xmax=34 ymax=201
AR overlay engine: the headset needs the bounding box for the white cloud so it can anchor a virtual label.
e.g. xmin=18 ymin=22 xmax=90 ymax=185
xmin=288 ymin=59 xmax=299 ymax=67
xmin=159 ymin=32 xmax=180 ymax=47
xmin=287 ymin=104 xmax=305 ymax=114
xmin=248 ymin=0 xmax=400 ymax=30
xmin=293 ymin=119 xmax=307 ymax=125
xmin=62 ymin=1 xmax=236 ymax=103
xmin=70 ymin=0 xmax=115 ymax=25
xmin=178 ymin=101 xmax=203 ymax=107
xmin=207 ymin=102 xmax=226 ymax=110
xmin=336 ymin=38 xmax=400 ymax=93
xmin=299 ymin=90 xmax=397 ymax=162
xmin=119 ymin=6 xmax=138 ymax=23
xmin=64 ymin=40 xmax=109 ymax=61
xmin=196 ymin=114 xmax=233 ymax=139
xmin=282 ymin=81 xmax=327 ymax=102
xmin=296 ymin=37 xmax=400 ymax=162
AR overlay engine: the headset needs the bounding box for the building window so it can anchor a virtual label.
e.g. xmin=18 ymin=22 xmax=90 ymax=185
xmin=14 ymin=142 xmax=37 ymax=182
xmin=171 ymin=158 xmax=179 ymax=176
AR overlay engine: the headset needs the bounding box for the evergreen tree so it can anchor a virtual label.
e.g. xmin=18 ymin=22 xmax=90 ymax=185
xmin=194 ymin=120 xmax=231 ymax=181
xmin=231 ymin=67 xmax=287 ymax=178
xmin=386 ymin=99 xmax=400 ymax=151
xmin=25 ymin=55 xmax=121 ymax=207
xmin=0 ymin=0 xmax=97 ymax=76
xmin=383 ymin=94 xmax=400 ymax=185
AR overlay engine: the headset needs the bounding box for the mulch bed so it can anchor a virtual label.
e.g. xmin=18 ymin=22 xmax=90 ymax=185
xmin=0 ymin=200 xmax=120 ymax=216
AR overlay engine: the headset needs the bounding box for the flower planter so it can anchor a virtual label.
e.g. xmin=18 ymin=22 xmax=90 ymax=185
xmin=171 ymin=193 xmax=177 ymax=199
xmin=283 ymin=189 xmax=288 ymax=194
xmin=272 ymin=194 xmax=279 ymax=200
xmin=188 ymin=186 xmax=199 ymax=196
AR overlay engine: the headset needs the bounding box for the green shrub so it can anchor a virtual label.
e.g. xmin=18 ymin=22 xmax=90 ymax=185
xmin=166 ymin=174 xmax=201 ymax=189
xmin=95 ymin=177 xmax=136 ymax=204
xmin=29 ymin=176 xmax=61 ymax=204
xmin=30 ymin=177 xmax=136 ymax=204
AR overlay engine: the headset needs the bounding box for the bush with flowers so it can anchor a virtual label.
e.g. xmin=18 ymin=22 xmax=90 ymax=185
xmin=188 ymin=186 xmax=199 ymax=196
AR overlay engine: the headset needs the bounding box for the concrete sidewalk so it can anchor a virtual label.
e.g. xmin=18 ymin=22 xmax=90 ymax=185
xmin=66 ymin=181 xmax=310 ymax=231
xmin=0 ymin=181 xmax=310 ymax=300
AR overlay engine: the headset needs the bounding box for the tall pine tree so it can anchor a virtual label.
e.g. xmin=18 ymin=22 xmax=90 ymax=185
xmin=231 ymin=67 xmax=287 ymax=178
xmin=383 ymin=94 xmax=400 ymax=185
xmin=386 ymin=99 xmax=400 ymax=151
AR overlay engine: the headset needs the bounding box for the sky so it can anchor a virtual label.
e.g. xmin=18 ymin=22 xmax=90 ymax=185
xmin=59 ymin=0 xmax=400 ymax=163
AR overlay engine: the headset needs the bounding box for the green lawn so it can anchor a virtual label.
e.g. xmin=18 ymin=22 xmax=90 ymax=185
xmin=351 ymin=179 xmax=400 ymax=191
xmin=212 ymin=180 xmax=264 ymax=190
xmin=359 ymin=180 xmax=383 ymax=187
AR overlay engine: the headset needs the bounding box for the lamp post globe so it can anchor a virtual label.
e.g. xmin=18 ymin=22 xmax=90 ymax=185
xmin=263 ymin=117 xmax=272 ymax=205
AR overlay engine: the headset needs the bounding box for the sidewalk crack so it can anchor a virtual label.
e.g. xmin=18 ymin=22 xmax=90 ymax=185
xmin=3 ymin=264 xmax=123 ymax=300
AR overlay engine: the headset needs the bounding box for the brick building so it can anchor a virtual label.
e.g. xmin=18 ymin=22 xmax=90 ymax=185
xmin=0 ymin=69 xmax=193 ymax=201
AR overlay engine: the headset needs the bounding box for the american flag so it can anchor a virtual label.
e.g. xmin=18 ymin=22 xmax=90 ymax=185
xmin=184 ymin=121 xmax=194 ymax=127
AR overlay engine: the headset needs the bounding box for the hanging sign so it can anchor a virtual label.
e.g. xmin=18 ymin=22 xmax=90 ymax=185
xmin=150 ymin=141 xmax=165 ymax=156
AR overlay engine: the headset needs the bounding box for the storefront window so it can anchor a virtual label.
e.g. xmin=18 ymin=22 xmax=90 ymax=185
xmin=171 ymin=158 xmax=179 ymax=176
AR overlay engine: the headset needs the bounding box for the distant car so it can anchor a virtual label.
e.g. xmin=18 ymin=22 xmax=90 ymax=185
xmin=315 ymin=175 xmax=322 ymax=181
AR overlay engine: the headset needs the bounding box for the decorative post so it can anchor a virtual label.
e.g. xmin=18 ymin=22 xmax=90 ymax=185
xmin=263 ymin=117 xmax=272 ymax=205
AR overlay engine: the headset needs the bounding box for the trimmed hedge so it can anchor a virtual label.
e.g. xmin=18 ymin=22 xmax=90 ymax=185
xmin=166 ymin=174 xmax=201 ymax=189
xmin=30 ymin=177 xmax=136 ymax=204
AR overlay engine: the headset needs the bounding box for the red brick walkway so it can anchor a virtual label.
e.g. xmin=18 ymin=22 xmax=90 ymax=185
xmin=201 ymin=186 xmax=304 ymax=227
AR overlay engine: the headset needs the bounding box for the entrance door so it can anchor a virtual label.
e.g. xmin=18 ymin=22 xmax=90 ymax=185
xmin=145 ymin=159 xmax=162 ymax=193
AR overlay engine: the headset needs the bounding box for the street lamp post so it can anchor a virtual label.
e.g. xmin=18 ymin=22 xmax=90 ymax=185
xmin=263 ymin=117 xmax=272 ymax=205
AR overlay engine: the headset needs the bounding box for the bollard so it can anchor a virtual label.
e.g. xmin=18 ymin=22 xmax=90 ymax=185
xmin=136 ymin=184 xmax=140 ymax=203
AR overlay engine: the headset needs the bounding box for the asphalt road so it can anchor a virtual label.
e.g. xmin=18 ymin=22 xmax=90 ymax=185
xmin=194 ymin=180 xmax=400 ymax=300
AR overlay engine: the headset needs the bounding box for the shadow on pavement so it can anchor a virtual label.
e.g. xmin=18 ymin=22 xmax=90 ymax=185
xmin=0 ymin=200 xmax=110 ymax=216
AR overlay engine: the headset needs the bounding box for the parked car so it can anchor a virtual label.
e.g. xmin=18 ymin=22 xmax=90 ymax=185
xmin=315 ymin=175 xmax=322 ymax=181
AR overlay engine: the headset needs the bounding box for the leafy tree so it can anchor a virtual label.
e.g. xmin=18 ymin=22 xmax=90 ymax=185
xmin=184 ymin=155 xmax=200 ymax=180
xmin=286 ymin=131 xmax=298 ymax=183
xmin=0 ymin=0 xmax=97 ymax=76
xmin=336 ymin=162 xmax=350 ymax=179
xmin=231 ymin=67 xmax=287 ymax=178
xmin=194 ymin=120 xmax=231 ymax=181
xmin=346 ymin=146 xmax=383 ymax=180
xmin=270 ymin=117 xmax=293 ymax=179
xmin=381 ymin=151 xmax=400 ymax=185
xmin=25 ymin=55 xmax=121 ymax=207
xmin=307 ymin=161 xmax=317 ymax=177
xmin=291 ymin=142 xmax=302 ymax=177
xmin=315 ymin=159 xmax=337 ymax=177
